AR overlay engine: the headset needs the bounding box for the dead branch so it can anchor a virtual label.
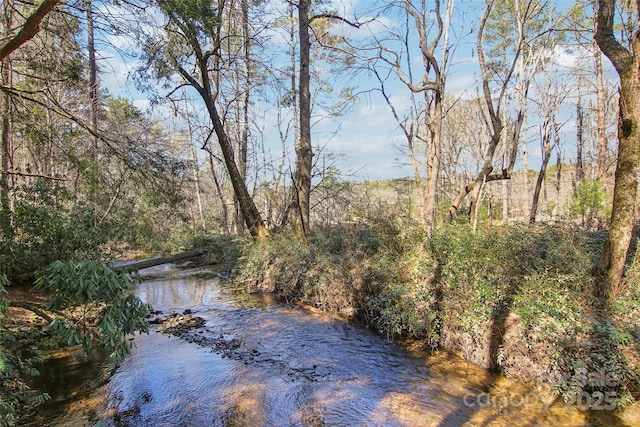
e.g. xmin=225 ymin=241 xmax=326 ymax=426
xmin=0 ymin=169 xmax=67 ymax=181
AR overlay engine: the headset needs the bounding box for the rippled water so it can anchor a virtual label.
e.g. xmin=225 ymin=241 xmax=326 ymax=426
xmin=26 ymin=265 xmax=634 ymax=426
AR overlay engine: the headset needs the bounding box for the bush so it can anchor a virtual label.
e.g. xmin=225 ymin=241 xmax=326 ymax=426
xmin=34 ymin=261 xmax=151 ymax=362
xmin=0 ymin=181 xmax=108 ymax=282
xmin=571 ymin=178 xmax=611 ymax=228
xmin=234 ymin=221 xmax=639 ymax=407
xmin=0 ymin=262 xmax=151 ymax=425
xmin=0 ymin=274 xmax=49 ymax=426
xmin=235 ymin=233 xmax=313 ymax=297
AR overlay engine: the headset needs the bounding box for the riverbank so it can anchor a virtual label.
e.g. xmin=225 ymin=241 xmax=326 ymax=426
xmin=231 ymin=221 xmax=640 ymax=414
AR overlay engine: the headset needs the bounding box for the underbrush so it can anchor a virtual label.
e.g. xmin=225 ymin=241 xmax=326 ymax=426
xmin=233 ymin=220 xmax=640 ymax=410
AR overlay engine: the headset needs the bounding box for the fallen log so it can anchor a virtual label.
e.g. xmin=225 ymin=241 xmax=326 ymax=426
xmin=114 ymin=248 xmax=208 ymax=273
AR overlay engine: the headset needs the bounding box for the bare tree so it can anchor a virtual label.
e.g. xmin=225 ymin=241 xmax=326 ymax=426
xmin=529 ymin=77 xmax=567 ymax=224
xmin=370 ymin=0 xmax=454 ymax=230
xmin=448 ymin=0 xmax=554 ymax=228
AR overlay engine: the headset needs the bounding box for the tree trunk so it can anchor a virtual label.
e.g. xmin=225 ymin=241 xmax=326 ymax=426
xmin=114 ymin=248 xmax=210 ymax=273
xmin=208 ymin=99 xmax=269 ymax=239
xmin=471 ymin=175 xmax=486 ymax=231
xmin=208 ymin=152 xmax=231 ymax=236
xmin=237 ymin=0 xmax=250 ymax=236
xmin=1 ymin=1 xmax=14 ymax=215
xmin=294 ymin=0 xmax=313 ymax=238
xmin=594 ymin=40 xmax=609 ymax=181
xmin=553 ymin=118 xmax=563 ymax=220
xmin=529 ymin=118 xmax=552 ymax=224
xmin=1 ymin=69 xmax=11 ymax=215
xmin=594 ymin=0 xmax=640 ymax=300
xmin=86 ymin=0 xmax=99 ymax=222
xmin=424 ymin=80 xmax=443 ymax=230
xmin=576 ymin=98 xmax=585 ymax=182
xmin=518 ymin=53 xmax=530 ymax=217
xmin=190 ymin=140 xmax=205 ymax=231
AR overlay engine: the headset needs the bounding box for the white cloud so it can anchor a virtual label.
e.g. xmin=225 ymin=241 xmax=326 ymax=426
xmin=446 ymin=72 xmax=479 ymax=98
xmin=311 ymin=90 xmax=415 ymax=180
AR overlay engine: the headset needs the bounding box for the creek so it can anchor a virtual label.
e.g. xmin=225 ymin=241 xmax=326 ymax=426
xmin=24 ymin=265 xmax=632 ymax=426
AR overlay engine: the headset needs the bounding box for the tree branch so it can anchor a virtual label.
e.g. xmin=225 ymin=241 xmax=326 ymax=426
xmin=0 ymin=169 xmax=67 ymax=181
xmin=9 ymin=301 xmax=54 ymax=323
xmin=594 ymin=0 xmax=633 ymax=75
xmin=309 ymin=13 xmax=370 ymax=28
xmin=0 ymin=0 xmax=63 ymax=61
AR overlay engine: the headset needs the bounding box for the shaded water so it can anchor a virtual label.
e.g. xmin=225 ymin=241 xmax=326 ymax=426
xmin=26 ymin=265 xmax=634 ymax=426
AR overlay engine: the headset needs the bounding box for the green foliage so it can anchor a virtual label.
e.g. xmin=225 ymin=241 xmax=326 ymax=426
xmin=0 ymin=339 xmax=49 ymax=427
xmin=35 ymin=261 xmax=151 ymax=363
xmin=190 ymin=234 xmax=241 ymax=274
xmin=367 ymin=281 xmax=438 ymax=344
xmin=158 ymin=0 xmax=222 ymax=34
xmin=95 ymin=96 xmax=193 ymax=254
xmin=431 ymin=223 xmax=638 ymax=406
xmin=236 ymin=220 xmax=440 ymax=339
xmin=571 ymin=178 xmax=611 ymax=226
xmin=0 ymin=180 xmax=108 ymax=281
xmin=234 ymin=221 xmax=639 ymax=407
xmin=554 ymin=319 xmax=637 ymax=409
xmin=235 ymin=233 xmax=313 ymax=297
xmin=0 ymin=274 xmax=50 ymax=426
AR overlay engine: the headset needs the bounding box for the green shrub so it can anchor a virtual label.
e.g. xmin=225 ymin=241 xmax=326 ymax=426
xmin=234 ymin=221 xmax=639 ymax=407
xmin=571 ymin=178 xmax=611 ymax=227
xmin=553 ymin=319 xmax=637 ymax=409
xmin=34 ymin=261 xmax=151 ymax=362
xmin=0 ymin=274 xmax=49 ymax=426
xmin=235 ymin=233 xmax=313 ymax=297
xmin=0 ymin=181 xmax=108 ymax=281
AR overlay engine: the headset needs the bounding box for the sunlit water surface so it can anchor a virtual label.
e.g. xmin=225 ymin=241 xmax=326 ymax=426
xmin=25 ymin=265 xmax=635 ymax=426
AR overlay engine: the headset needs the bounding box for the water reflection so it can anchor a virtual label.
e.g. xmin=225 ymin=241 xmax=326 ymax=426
xmin=28 ymin=266 xmax=632 ymax=426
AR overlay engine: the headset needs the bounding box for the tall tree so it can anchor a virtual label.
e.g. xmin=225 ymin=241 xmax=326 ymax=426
xmin=594 ymin=0 xmax=640 ymax=299
xmin=1 ymin=0 xmax=14 ymax=215
xmin=143 ymin=0 xmax=269 ymax=239
xmin=372 ymin=0 xmax=454 ymax=230
xmin=86 ymin=0 xmax=100 ymax=222
xmin=448 ymin=0 xmax=556 ymax=227
xmin=286 ymin=1 xmax=361 ymax=237
xmin=294 ymin=0 xmax=313 ymax=238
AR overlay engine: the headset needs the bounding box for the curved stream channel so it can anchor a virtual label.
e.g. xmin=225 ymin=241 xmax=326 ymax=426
xmin=25 ymin=265 xmax=632 ymax=426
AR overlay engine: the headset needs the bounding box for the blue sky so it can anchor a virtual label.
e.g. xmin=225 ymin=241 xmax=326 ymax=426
xmin=97 ymin=0 xmax=621 ymax=182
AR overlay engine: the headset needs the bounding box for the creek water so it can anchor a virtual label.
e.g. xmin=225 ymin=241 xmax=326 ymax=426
xmin=24 ymin=265 xmax=634 ymax=426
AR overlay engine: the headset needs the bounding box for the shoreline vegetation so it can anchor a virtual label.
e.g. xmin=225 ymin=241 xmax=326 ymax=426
xmin=2 ymin=221 xmax=639 ymax=423
xmin=229 ymin=221 xmax=640 ymax=415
